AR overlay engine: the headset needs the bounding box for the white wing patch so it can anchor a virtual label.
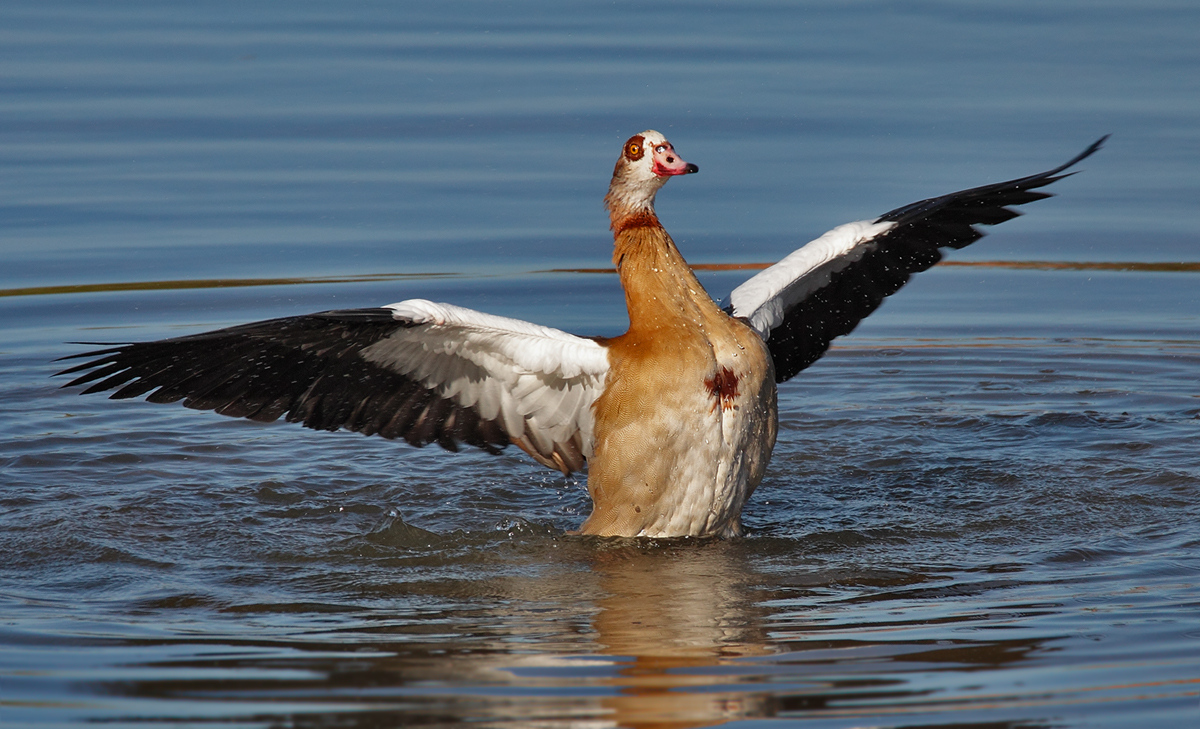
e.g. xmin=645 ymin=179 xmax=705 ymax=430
xmin=724 ymin=220 xmax=896 ymax=339
xmin=360 ymin=299 xmax=609 ymax=471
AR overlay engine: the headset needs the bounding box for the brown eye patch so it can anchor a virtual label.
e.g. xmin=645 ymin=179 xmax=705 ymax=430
xmin=623 ymin=135 xmax=646 ymax=161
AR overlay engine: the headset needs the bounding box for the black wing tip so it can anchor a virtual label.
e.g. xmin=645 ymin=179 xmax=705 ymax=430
xmin=1046 ymin=134 xmax=1109 ymax=177
xmin=54 ymin=342 xmax=131 ymax=361
xmin=52 ymin=308 xmax=399 ymax=377
xmin=53 ymin=346 xmax=128 ymax=382
xmin=875 ymin=135 xmax=1109 ymax=226
xmin=994 ymin=134 xmax=1109 ymax=186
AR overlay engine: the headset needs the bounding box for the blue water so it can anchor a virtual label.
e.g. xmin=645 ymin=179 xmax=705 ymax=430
xmin=2 ymin=2 xmax=1199 ymax=727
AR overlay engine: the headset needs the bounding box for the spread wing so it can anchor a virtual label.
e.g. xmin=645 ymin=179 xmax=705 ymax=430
xmin=723 ymin=136 xmax=1107 ymax=382
xmin=57 ymin=299 xmax=610 ymax=474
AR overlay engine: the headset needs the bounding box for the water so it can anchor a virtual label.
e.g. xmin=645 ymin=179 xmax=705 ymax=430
xmin=2 ymin=2 xmax=1199 ymax=727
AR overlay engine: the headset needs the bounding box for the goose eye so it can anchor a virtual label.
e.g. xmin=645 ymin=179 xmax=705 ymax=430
xmin=627 ymin=143 xmax=640 ymax=156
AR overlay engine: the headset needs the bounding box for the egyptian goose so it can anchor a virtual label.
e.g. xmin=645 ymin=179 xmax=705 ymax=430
xmin=59 ymin=131 xmax=1106 ymax=538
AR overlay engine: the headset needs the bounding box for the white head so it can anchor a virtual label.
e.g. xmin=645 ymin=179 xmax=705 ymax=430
xmin=605 ymin=130 xmax=698 ymax=223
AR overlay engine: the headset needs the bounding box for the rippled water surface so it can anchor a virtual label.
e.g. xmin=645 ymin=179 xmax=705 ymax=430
xmin=2 ymin=2 xmax=1199 ymax=727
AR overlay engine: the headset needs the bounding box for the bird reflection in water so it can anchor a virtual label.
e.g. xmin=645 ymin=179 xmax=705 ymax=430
xmin=76 ymin=531 xmax=1061 ymax=728
xmin=584 ymin=541 xmax=774 ymax=728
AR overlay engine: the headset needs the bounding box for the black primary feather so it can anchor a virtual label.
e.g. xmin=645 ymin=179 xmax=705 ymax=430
xmin=56 ymin=308 xmax=511 ymax=455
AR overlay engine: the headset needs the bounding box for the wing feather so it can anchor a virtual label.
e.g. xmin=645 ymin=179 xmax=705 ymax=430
xmin=57 ymin=301 xmax=610 ymax=474
xmin=725 ymin=136 xmax=1107 ymax=382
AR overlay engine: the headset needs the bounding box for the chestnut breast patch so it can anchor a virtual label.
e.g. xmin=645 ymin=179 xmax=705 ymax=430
xmin=704 ymin=366 xmax=741 ymax=411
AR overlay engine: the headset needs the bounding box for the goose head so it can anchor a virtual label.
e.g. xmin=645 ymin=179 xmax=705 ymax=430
xmin=605 ymin=130 xmax=698 ymax=227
